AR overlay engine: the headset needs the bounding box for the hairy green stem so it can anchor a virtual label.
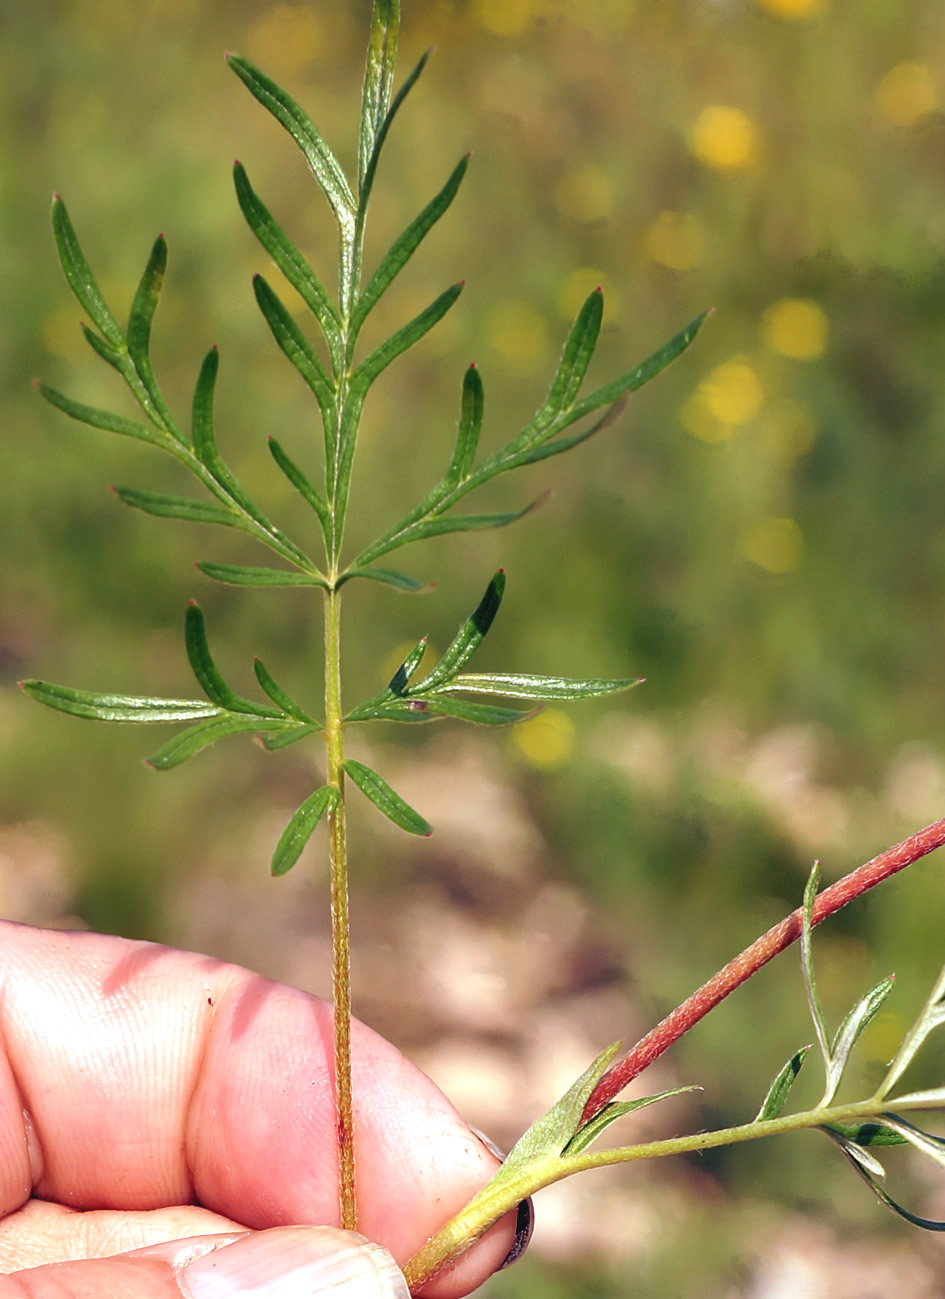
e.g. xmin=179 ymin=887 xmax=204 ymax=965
xmin=402 ymin=1092 xmax=929 ymax=1291
xmin=324 ymin=584 xmax=356 ymax=1230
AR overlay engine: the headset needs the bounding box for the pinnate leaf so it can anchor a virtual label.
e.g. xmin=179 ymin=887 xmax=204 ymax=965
xmin=197 ymin=562 xmax=326 ymax=589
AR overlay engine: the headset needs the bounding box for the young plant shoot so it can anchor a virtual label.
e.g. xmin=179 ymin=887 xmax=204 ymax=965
xmin=23 ymin=1 xmax=945 ymax=1290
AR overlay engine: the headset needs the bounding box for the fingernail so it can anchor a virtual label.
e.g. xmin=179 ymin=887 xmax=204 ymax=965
xmin=178 ymin=1226 xmax=409 ymax=1298
xmin=470 ymin=1127 xmax=535 ymax=1271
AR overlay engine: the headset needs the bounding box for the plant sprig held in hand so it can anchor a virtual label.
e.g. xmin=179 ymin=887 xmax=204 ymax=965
xmin=23 ymin=1 xmax=945 ymax=1289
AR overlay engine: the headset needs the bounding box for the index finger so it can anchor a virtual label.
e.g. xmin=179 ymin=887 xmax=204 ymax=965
xmin=0 ymin=923 xmax=515 ymax=1295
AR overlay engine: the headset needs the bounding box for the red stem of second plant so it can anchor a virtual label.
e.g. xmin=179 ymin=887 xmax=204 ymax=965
xmin=582 ymin=815 xmax=945 ymax=1123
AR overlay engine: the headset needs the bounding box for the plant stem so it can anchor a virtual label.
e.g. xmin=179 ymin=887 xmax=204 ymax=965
xmin=582 ymin=814 xmax=945 ymax=1123
xmin=324 ymin=583 xmax=357 ymax=1230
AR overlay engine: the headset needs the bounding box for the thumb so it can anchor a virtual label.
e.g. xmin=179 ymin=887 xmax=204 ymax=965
xmin=1 ymin=1226 xmax=409 ymax=1299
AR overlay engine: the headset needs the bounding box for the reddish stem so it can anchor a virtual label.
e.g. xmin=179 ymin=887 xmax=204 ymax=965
xmin=582 ymin=815 xmax=945 ymax=1123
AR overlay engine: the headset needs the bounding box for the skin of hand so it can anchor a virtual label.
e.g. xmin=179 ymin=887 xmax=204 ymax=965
xmin=0 ymin=921 xmax=518 ymax=1298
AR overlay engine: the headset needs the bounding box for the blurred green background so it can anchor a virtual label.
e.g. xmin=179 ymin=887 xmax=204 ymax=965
xmin=4 ymin=0 xmax=945 ymax=1293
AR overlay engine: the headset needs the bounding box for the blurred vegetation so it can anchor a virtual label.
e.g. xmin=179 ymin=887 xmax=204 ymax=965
xmin=4 ymin=0 xmax=945 ymax=1293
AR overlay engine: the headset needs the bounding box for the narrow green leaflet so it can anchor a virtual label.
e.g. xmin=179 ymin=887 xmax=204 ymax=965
xmin=226 ymin=54 xmax=355 ymax=226
xmin=350 ymin=282 xmax=464 ymax=395
xmin=437 ymin=672 xmax=642 ymax=701
xmin=267 ymin=437 xmax=331 ymax=534
xmin=506 ymin=289 xmax=603 ymax=453
xmin=114 ymin=487 xmax=238 ymax=528
xmin=271 ymin=785 xmax=339 ymax=876
xmin=260 ymin=723 xmax=322 ymax=751
xmin=823 ymin=976 xmax=895 ymax=1105
xmin=37 ymin=384 xmax=171 ymax=450
xmin=755 ymin=1046 xmax=810 ymax=1122
xmin=410 ymin=571 xmax=505 ymax=693
xmin=343 ymin=758 xmax=432 ymax=836
xmin=825 ymin=1122 xmax=906 ymax=1148
xmin=351 ymin=493 xmax=546 ymax=569
xmin=353 ymin=154 xmax=468 ymax=347
xmin=358 ymin=0 xmax=400 ymax=191
xmin=146 ymin=715 xmax=284 ymax=770
xmin=879 ymin=960 xmax=945 ymax=1100
xmin=801 ymin=864 xmax=831 ymax=1072
xmin=126 ymin=234 xmax=180 ymax=438
xmin=493 ymin=393 xmax=629 ymax=474
xmin=564 ymin=1087 xmax=701 ymax=1157
xmin=253 ymin=657 xmax=316 ymax=723
xmin=337 ymin=566 xmax=430 ymax=593
xmin=357 ymin=49 xmax=428 ymax=225
xmin=388 ymin=638 xmax=427 ymax=695
xmin=253 ymin=275 xmax=335 ymax=423
xmin=409 ymin=697 xmax=534 ymax=726
xmin=51 ymin=196 xmax=124 ymax=348
xmin=197 ymin=562 xmax=326 ymax=589
xmin=838 ymin=1149 xmax=945 ymax=1232
xmin=184 ymin=603 xmax=282 ymax=719
xmin=232 ymin=162 xmax=341 ymax=354
xmin=444 ymin=362 xmax=483 ymax=489
xmin=502 ymin=1044 xmax=622 ymax=1174
xmin=80 ymin=323 xmax=124 ymax=372
xmin=19 ymin=680 xmax=220 ymax=723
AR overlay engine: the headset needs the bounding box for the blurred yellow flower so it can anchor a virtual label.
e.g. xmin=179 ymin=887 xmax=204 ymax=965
xmin=246 ymin=5 xmax=322 ymax=76
xmin=874 ymin=62 xmax=939 ymax=127
xmin=554 ymin=164 xmax=614 ymax=225
xmin=556 ymin=269 xmax=620 ymax=322
xmin=510 ymin=708 xmax=576 ymax=770
xmin=762 ymin=298 xmax=828 ymax=360
xmin=689 ymin=106 xmax=759 ymax=172
xmin=471 ymin=0 xmax=538 ymax=37
xmin=702 ymin=357 xmax=764 ymax=425
xmin=484 ymin=299 xmax=550 ymax=370
xmin=755 ymin=0 xmax=824 ymax=16
xmin=644 ymin=211 xmax=705 ymax=271
xmin=742 ymin=517 xmax=803 ymax=573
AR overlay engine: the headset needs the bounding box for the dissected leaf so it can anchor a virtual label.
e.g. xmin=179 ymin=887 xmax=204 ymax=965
xmin=114 ymin=486 xmax=238 ymax=528
xmin=184 ymin=603 xmax=282 ymax=719
xmin=512 ymin=288 xmax=603 ymax=450
xmin=260 ymin=723 xmax=322 ymax=751
xmin=437 ymin=672 xmax=641 ymax=701
xmin=51 ymin=195 xmax=124 ymax=348
xmin=146 ymin=715 xmax=283 ymax=769
xmin=343 ymin=757 xmax=432 ymax=835
xmin=197 ymin=562 xmax=326 ymax=588
xmin=755 ymin=1046 xmax=810 ymax=1122
xmin=410 ymin=571 xmax=505 ymax=693
xmin=564 ymin=1087 xmax=701 ymax=1157
xmin=226 ymin=54 xmax=355 ymax=225
xmin=271 ymin=785 xmax=338 ymax=876
xmin=19 ymin=680 xmax=220 ymax=724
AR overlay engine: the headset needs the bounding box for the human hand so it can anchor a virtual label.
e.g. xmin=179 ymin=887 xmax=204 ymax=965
xmin=0 ymin=922 xmax=521 ymax=1297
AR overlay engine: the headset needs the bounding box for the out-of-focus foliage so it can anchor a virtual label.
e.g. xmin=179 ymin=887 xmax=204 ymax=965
xmin=4 ymin=0 xmax=945 ymax=1294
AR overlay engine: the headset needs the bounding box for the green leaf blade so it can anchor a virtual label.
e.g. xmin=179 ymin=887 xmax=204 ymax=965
xmin=184 ymin=603 xmax=282 ymax=719
xmin=253 ymin=657 xmax=316 ymax=723
xmin=197 ymin=561 xmax=326 ymax=589
xmin=388 ymin=638 xmax=428 ymax=695
xmin=226 ymin=54 xmax=355 ymax=225
xmin=440 ymin=672 xmax=642 ymax=701
xmin=358 ymin=0 xmax=401 ymax=192
xmin=271 ymin=785 xmax=339 ymax=876
xmin=20 ymin=680 xmax=221 ymax=724
xmin=115 ymin=487 xmax=238 ymax=528
xmin=253 ymin=275 xmax=335 ymax=421
xmin=146 ymin=715 xmax=281 ymax=770
xmin=337 ymin=566 xmax=431 ymax=593
xmin=343 ymin=757 xmax=432 ymax=835
xmin=410 ymin=571 xmax=505 ymax=693
xmin=126 ymin=234 xmax=181 ymax=439
xmin=37 ymin=383 xmax=170 ymax=450
xmin=351 ymin=281 xmax=464 ymax=393
xmin=51 ymin=195 xmax=124 ymax=348
xmin=267 ymin=437 xmax=331 ymax=535
xmin=755 ymin=1046 xmax=811 ymax=1122
xmin=444 ymin=362 xmax=483 ymax=488
xmin=564 ymin=1087 xmax=702 ymax=1157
